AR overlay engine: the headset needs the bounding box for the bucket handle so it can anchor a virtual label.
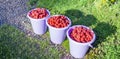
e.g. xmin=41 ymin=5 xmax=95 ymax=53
xmin=88 ymin=44 xmax=93 ymax=48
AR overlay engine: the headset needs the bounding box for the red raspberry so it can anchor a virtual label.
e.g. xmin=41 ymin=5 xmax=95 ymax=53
xmin=70 ymin=26 xmax=94 ymax=43
xmin=29 ymin=8 xmax=48 ymax=19
xmin=48 ymin=15 xmax=70 ymax=28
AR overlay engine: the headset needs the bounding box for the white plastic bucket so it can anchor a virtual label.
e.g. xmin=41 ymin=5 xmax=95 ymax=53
xmin=46 ymin=15 xmax=71 ymax=44
xmin=66 ymin=25 xmax=96 ymax=58
xmin=27 ymin=8 xmax=50 ymax=35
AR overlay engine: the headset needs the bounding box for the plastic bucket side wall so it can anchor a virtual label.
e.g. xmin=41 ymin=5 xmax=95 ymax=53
xmin=30 ymin=19 xmax=47 ymax=34
xmin=49 ymin=27 xmax=68 ymax=44
xmin=68 ymin=36 xmax=89 ymax=58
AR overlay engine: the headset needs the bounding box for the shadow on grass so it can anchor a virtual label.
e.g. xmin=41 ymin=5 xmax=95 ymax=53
xmin=64 ymin=9 xmax=97 ymax=26
xmin=93 ymin=22 xmax=117 ymax=47
xmin=85 ymin=22 xmax=117 ymax=58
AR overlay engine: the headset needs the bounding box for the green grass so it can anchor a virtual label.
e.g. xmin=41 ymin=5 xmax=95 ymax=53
xmin=0 ymin=24 xmax=63 ymax=59
xmin=28 ymin=0 xmax=120 ymax=59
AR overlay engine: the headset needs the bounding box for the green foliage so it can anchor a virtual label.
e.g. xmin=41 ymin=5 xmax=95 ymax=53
xmin=0 ymin=24 xmax=62 ymax=59
xmin=62 ymin=39 xmax=69 ymax=52
xmin=28 ymin=0 xmax=38 ymax=5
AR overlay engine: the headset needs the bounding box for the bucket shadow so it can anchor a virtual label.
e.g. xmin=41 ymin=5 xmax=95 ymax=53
xmin=64 ymin=9 xmax=97 ymax=26
xmin=86 ymin=22 xmax=117 ymax=56
xmin=93 ymin=22 xmax=117 ymax=47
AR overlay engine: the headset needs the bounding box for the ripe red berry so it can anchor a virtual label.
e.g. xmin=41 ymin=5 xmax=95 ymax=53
xmin=29 ymin=8 xmax=48 ymax=19
xmin=70 ymin=26 xmax=94 ymax=43
xmin=48 ymin=15 xmax=70 ymax=28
